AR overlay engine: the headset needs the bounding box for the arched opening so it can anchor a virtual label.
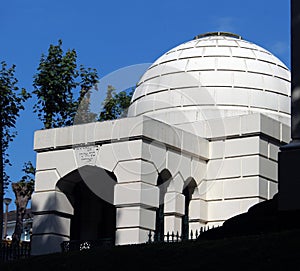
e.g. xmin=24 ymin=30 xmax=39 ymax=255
xmin=155 ymin=169 xmax=172 ymax=241
xmin=57 ymin=166 xmax=117 ymax=242
xmin=182 ymin=179 xmax=197 ymax=240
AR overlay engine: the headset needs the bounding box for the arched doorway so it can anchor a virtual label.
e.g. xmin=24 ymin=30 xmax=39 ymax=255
xmin=182 ymin=179 xmax=197 ymax=240
xmin=155 ymin=169 xmax=172 ymax=241
xmin=57 ymin=166 xmax=117 ymax=242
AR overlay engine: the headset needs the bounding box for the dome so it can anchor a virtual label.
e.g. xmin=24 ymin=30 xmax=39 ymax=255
xmin=127 ymin=32 xmax=291 ymax=125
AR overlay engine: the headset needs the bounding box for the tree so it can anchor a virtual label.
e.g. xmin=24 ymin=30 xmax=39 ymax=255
xmin=0 ymin=61 xmax=30 ymax=239
xmin=11 ymin=161 xmax=35 ymax=247
xmin=33 ymin=39 xmax=99 ymax=129
xmin=74 ymin=88 xmax=98 ymax=124
xmin=99 ymin=85 xmax=134 ymax=121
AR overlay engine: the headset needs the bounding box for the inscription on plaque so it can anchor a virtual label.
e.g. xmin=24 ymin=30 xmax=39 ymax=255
xmin=75 ymin=145 xmax=99 ymax=166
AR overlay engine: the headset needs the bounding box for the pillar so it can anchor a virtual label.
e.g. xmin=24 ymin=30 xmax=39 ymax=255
xmin=279 ymin=0 xmax=300 ymax=210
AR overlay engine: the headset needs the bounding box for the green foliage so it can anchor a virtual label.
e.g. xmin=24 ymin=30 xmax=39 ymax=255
xmin=0 ymin=61 xmax=30 ymax=187
xmin=0 ymin=60 xmax=29 ymax=240
xmin=19 ymin=161 xmax=35 ymax=187
xmin=33 ymin=39 xmax=99 ymax=129
xmin=98 ymin=85 xmax=134 ymax=121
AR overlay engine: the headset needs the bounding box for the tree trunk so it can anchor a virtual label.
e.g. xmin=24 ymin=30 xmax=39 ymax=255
xmin=11 ymin=182 xmax=32 ymax=247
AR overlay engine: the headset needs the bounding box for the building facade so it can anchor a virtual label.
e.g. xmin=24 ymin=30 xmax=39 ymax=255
xmin=31 ymin=32 xmax=291 ymax=255
xmin=2 ymin=209 xmax=32 ymax=242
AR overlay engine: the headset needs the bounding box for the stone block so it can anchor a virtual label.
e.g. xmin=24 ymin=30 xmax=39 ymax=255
xmin=202 ymin=180 xmax=223 ymax=201
xmin=269 ymin=181 xmax=278 ymax=199
xmin=142 ymin=141 xmax=167 ymax=172
xmin=239 ymin=198 xmax=261 ymax=213
xmin=182 ymin=131 xmax=209 ymax=159
xmin=206 ymin=158 xmax=241 ymax=180
xmin=55 ymin=126 xmax=73 ymax=148
xmin=180 ymin=87 xmax=215 ymax=106
xmin=116 ymin=206 xmax=156 ymax=230
xmin=240 ymin=114 xmax=261 ymax=135
xmin=269 ymin=143 xmax=279 ymax=161
xmin=278 ymin=95 xmax=290 ymax=114
xmin=223 ymin=177 xmax=260 ymax=199
xmin=32 ymin=213 xmax=71 ymax=236
xmin=259 ymin=139 xmax=269 ymax=158
xmin=72 ymin=124 xmax=87 ymax=145
xmin=234 ymin=71 xmax=264 ymax=89
xmin=35 ymin=169 xmax=60 ymax=192
xmin=224 ymin=137 xmax=260 ymax=158
xmin=166 ymin=174 xmax=184 ymax=193
xmin=261 ymin=114 xmax=281 ymax=140
xmin=114 ymin=160 xmax=158 ymax=185
xmin=260 ymin=156 xmax=277 ymax=181
xmin=117 ymin=116 xmax=144 ymax=139
xmin=164 ymin=215 xmax=182 ymax=235
xmin=191 ymin=158 xmax=207 ymax=184
xmin=250 ymin=90 xmax=278 ymax=111
xmin=114 ymin=182 xmax=159 ymax=208
xmin=36 ymin=149 xmax=77 ymax=178
xmin=142 ymin=118 xmax=182 ymax=150
xmin=207 ymin=199 xmax=245 ymax=221
xmin=189 ymin=199 xmax=207 ymax=221
xmin=34 ymin=129 xmax=56 ymax=151
xmin=166 ymin=150 xmax=181 ymax=178
xmin=97 ymin=141 xmax=142 ymax=172
xmin=115 ymin=228 xmax=149 ymax=245
xmin=94 ymin=119 xmax=118 ymax=142
xmin=200 ymin=70 xmax=233 ymax=87
xmin=281 ymin=123 xmax=291 ymax=143
xmin=164 ymin=192 xmax=185 ymax=216
xmin=209 ymin=141 xmax=225 ymax=159
xmin=215 ymin=87 xmax=251 ymax=106
xmin=259 ymin=177 xmax=269 ymax=199
xmin=32 ymin=191 xmax=73 ymax=215
xmin=241 ymin=155 xmax=259 ymax=177
xmin=85 ymin=122 xmax=97 ymax=144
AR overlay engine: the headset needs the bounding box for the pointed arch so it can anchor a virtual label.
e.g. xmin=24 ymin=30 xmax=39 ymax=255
xmin=182 ymin=178 xmax=197 ymax=240
xmin=155 ymin=169 xmax=172 ymax=241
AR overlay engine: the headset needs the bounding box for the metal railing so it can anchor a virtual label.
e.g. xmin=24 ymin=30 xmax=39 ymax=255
xmin=0 ymin=241 xmax=31 ymax=262
xmin=147 ymin=226 xmax=215 ymax=243
xmin=61 ymin=238 xmax=114 ymax=252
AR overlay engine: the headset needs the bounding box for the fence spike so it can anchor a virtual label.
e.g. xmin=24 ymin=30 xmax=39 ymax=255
xmin=167 ymin=232 xmax=170 ymax=242
xmin=172 ymin=231 xmax=174 ymax=242
xmin=195 ymin=229 xmax=198 ymax=238
xmin=176 ymin=231 xmax=179 ymax=241
xmin=148 ymin=230 xmax=152 ymax=243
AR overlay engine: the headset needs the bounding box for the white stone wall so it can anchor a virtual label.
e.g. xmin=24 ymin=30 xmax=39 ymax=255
xmin=31 ymin=113 xmax=290 ymax=255
xmin=31 ymin=116 xmax=209 ymax=254
xmin=192 ymin=114 xmax=290 ymax=226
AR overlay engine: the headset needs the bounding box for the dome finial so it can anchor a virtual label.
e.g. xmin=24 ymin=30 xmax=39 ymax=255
xmin=193 ymin=32 xmax=242 ymax=40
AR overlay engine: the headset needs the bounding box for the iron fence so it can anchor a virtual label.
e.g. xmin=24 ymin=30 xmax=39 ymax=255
xmin=61 ymin=238 xmax=114 ymax=252
xmin=147 ymin=226 xmax=215 ymax=243
xmin=0 ymin=241 xmax=31 ymax=263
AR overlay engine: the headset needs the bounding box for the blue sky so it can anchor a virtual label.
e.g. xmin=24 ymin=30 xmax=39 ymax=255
xmin=1 ymin=0 xmax=290 ymax=209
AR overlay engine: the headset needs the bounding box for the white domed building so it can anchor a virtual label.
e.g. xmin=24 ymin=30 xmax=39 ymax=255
xmin=31 ymin=32 xmax=291 ymax=255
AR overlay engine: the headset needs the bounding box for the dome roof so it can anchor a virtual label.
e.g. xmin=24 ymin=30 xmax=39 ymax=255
xmin=128 ymin=32 xmax=291 ymax=125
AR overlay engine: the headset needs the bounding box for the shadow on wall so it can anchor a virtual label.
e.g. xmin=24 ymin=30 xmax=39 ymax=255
xmin=197 ymin=193 xmax=300 ymax=240
xmin=31 ymin=165 xmax=118 ymax=255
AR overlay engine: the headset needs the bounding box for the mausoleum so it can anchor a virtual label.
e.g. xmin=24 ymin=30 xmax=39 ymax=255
xmin=31 ymin=32 xmax=291 ymax=255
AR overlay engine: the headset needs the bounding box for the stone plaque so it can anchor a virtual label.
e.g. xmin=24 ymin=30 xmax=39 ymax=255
xmin=75 ymin=145 xmax=99 ymax=166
